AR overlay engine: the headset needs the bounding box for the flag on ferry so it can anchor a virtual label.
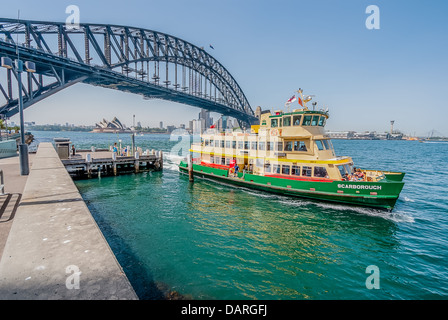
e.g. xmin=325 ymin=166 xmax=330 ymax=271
xmin=286 ymin=95 xmax=296 ymax=104
xmin=298 ymin=97 xmax=303 ymax=107
xmin=210 ymin=124 xmax=216 ymax=128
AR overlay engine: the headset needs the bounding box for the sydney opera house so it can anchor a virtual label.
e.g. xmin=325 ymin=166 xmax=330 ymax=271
xmin=92 ymin=117 xmax=131 ymax=133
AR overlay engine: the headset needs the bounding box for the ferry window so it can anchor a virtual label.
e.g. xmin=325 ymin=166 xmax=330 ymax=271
xmin=337 ymin=165 xmax=346 ymax=177
xmin=221 ymin=140 xmax=225 ymax=148
xmin=315 ymin=140 xmax=324 ymax=150
xmin=311 ymin=115 xmax=320 ymax=126
xmin=221 ymin=157 xmax=226 ymax=165
xmin=258 ymin=141 xmax=265 ymax=150
xmin=238 ymin=141 xmax=244 ymax=149
xmin=318 ymin=116 xmax=326 ymax=126
xmin=272 ymin=164 xmax=280 ymax=174
xmin=303 ymin=115 xmax=312 ymax=126
xmin=279 ymin=118 xmax=283 ymax=127
xmin=205 ymin=139 xmax=209 ymax=146
xmin=314 ymin=166 xmax=328 ymax=178
xmin=225 ymin=141 xmax=230 ymax=149
xmin=275 ymin=142 xmax=283 ymax=151
xmin=267 ymin=142 xmax=274 ymax=151
xmin=210 ymin=156 xmax=214 ymax=164
xmin=322 ymin=139 xmax=330 ymax=150
xmin=232 ymin=141 xmax=237 ymax=149
xmin=293 ymin=115 xmax=302 ymax=126
xmin=282 ymin=165 xmax=291 ymax=175
xmin=210 ymin=139 xmax=214 ymax=146
xmin=328 ymin=140 xmax=334 ymax=151
xmin=302 ymin=166 xmax=312 ymax=177
xmin=271 ymin=118 xmax=278 ymax=128
xmin=264 ymin=163 xmax=271 ymax=173
xmin=283 ymin=116 xmax=291 ymax=126
xmin=294 ymin=141 xmax=307 ymax=152
xmin=344 ymin=164 xmax=353 ymax=174
xmin=215 ymin=140 xmax=220 ymax=147
xmin=292 ymin=165 xmax=300 ymax=176
xmin=251 ymin=141 xmax=258 ymax=150
xmin=244 ymin=141 xmax=250 ymax=150
xmin=284 ymin=141 xmax=293 ymax=151
xmin=256 ymin=158 xmax=264 ymax=168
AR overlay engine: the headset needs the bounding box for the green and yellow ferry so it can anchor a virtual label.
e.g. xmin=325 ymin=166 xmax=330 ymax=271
xmin=179 ymin=91 xmax=405 ymax=211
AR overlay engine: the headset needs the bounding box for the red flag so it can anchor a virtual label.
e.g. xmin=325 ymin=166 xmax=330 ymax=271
xmin=210 ymin=124 xmax=215 ymax=128
xmin=286 ymin=95 xmax=296 ymax=104
xmin=298 ymin=97 xmax=303 ymax=107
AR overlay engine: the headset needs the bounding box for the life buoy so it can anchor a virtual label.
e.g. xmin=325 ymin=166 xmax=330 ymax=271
xmin=229 ymin=168 xmax=235 ymax=175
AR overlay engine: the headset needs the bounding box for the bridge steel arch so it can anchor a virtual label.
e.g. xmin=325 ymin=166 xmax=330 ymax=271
xmin=0 ymin=18 xmax=257 ymax=128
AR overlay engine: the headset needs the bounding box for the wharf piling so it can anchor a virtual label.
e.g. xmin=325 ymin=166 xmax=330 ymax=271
xmin=188 ymin=153 xmax=194 ymax=182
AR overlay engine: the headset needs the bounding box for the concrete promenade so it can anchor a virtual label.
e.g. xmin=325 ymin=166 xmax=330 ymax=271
xmin=0 ymin=143 xmax=138 ymax=299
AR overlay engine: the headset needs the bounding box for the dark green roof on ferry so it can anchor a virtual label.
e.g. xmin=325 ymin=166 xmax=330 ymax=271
xmin=268 ymin=110 xmax=329 ymax=118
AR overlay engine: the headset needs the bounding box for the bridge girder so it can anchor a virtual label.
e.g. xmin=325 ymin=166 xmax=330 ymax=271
xmin=0 ymin=18 xmax=257 ymax=128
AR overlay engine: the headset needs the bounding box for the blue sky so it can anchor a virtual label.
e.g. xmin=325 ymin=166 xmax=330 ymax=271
xmin=3 ymin=0 xmax=448 ymax=136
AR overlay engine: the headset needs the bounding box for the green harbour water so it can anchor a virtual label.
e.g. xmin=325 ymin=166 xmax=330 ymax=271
xmin=32 ymin=131 xmax=448 ymax=299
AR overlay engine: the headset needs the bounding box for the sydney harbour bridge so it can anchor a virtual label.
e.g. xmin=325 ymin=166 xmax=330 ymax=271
xmin=0 ymin=18 xmax=258 ymax=128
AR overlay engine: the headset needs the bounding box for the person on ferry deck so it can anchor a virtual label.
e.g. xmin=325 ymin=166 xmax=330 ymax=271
xmin=355 ymin=169 xmax=365 ymax=181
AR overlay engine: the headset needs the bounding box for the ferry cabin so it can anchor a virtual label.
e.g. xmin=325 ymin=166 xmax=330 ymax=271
xmin=191 ymin=108 xmax=367 ymax=182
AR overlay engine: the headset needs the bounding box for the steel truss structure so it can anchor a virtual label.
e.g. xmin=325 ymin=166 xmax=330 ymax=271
xmin=0 ymin=18 xmax=257 ymax=128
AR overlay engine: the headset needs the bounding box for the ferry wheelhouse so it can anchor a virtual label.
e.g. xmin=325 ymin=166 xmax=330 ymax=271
xmin=179 ymin=91 xmax=405 ymax=210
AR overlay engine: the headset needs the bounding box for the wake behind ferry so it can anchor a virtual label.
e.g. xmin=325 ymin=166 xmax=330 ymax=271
xmin=179 ymin=90 xmax=405 ymax=211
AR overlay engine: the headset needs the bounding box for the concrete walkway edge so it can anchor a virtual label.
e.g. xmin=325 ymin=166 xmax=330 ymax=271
xmin=0 ymin=143 xmax=138 ymax=300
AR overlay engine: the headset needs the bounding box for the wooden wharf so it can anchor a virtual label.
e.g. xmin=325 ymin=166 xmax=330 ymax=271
xmin=61 ymin=150 xmax=163 ymax=179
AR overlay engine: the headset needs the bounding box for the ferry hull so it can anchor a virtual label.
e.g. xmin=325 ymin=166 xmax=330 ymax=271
xmin=179 ymin=162 xmax=404 ymax=211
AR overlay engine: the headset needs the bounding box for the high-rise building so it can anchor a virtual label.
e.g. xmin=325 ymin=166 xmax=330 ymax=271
xmin=159 ymin=121 xmax=163 ymax=129
xmin=216 ymin=115 xmax=229 ymax=131
xmin=255 ymin=106 xmax=262 ymax=121
xmin=198 ymin=109 xmax=213 ymax=133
